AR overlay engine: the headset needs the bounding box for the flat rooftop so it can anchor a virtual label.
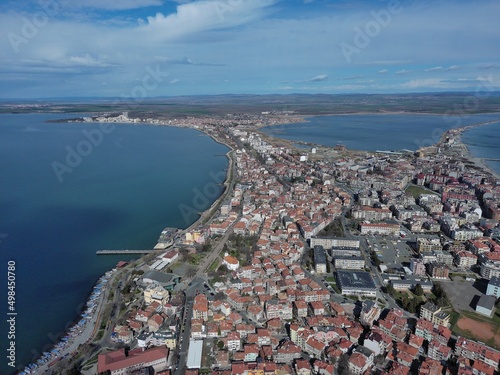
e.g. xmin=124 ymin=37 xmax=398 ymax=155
xmin=186 ymin=339 xmax=203 ymax=369
xmin=336 ymin=270 xmax=377 ymax=290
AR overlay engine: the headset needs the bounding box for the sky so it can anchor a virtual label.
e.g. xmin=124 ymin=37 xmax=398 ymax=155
xmin=0 ymin=0 xmax=499 ymax=98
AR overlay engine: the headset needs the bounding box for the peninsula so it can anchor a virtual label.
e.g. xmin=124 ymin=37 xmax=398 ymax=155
xmin=11 ymin=98 xmax=500 ymax=375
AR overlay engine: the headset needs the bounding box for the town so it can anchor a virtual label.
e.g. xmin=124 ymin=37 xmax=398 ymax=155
xmin=37 ymin=113 xmax=500 ymax=375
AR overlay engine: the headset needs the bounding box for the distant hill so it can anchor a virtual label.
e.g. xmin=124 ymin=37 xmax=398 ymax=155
xmin=2 ymin=92 xmax=500 ymax=117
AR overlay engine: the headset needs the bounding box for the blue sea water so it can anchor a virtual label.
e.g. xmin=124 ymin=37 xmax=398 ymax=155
xmin=461 ymin=121 xmax=500 ymax=176
xmin=262 ymin=113 xmax=500 ymax=152
xmin=261 ymin=113 xmax=500 ymax=174
xmin=0 ymin=113 xmax=229 ymax=374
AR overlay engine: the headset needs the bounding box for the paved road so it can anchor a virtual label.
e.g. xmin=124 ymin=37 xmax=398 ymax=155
xmin=194 ymin=220 xmax=239 ymax=280
xmin=173 ymin=278 xmax=205 ymax=375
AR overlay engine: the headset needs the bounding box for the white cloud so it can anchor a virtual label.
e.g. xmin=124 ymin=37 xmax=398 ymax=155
xmin=425 ymin=65 xmax=459 ymax=72
xmin=67 ymin=54 xmax=113 ymax=67
xmin=395 ymin=69 xmax=412 ymax=75
xmin=308 ymin=74 xmax=328 ymax=82
xmin=140 ymin=0 xmax=277 ymax=41
xmin=425 ymin=66 xmax=442 ymax=72
xmin=378 ymin=69 xmax=388 ymax=74
xmin=154 ymin=56 xmax=224 ymax=66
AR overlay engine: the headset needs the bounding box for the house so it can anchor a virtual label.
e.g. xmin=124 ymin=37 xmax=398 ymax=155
xmin=293 ymin=300 xmax=308 ymax=318
xmin=419 ymin=301 xmax=450 ymax=327
xmin=193 ymin=294 xmax=209 ymax=321
xmin=244 ymin=344 xmax=259 ymax=362
xmin=275 ymin=341 xmax=302 ymax=364
xmin=98 ymin=347 xmax=168 ymax=375
xmin=360 ymin=300 xmax=381 ymax=327
xmin=294 ymin=359 xmax=312 ymax=375
xmin=348 ymin=352 xmax=370 ymax=375
xmin=223 ymin=253 xmax=240 ymax=271
xmin=147 ymin=313 xmax=164 ymax=332
xmin=144 ymin=284 xmax=170 ymax=305
xmin=226 ymin=331 xmax=241 ymax=351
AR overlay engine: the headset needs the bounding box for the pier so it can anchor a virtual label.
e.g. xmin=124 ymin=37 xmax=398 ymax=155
xmin=96 ymin=250 xmax=156 ymax=255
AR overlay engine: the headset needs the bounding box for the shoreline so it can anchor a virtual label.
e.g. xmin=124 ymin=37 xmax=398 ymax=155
xmin=17 ymin=112 xmax=500 ymax=373
xmin=180 ymin=129 xmax=235 ymax=235
xmin=442 ymin=121 xmax=500 ymax=181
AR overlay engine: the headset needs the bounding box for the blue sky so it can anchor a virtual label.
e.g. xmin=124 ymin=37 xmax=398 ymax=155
xmin=0 ymin=0 xmax=499 ymax=98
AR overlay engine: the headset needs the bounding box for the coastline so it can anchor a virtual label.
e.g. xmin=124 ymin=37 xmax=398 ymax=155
xmin=436 ymin=120 xmax=500 ymax=181
xmin=180 ymin=129 xmax=235 ymax=234
xmin=18 ymin=112 xmax=500 ymax=374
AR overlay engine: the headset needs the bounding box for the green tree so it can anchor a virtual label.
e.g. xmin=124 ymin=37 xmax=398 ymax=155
xmin=386 ymin=283 xmax=395 ymax=296
xmin=217 ymin=340 xmax=225 ymax=349
xmin=414 ymin=283 xmax=424 ymax=296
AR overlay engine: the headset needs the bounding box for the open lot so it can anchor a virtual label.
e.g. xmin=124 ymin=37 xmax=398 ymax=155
xmin=456 ymin=315 xmax=500 ymax=349
xmin=439 ymin=279 xmax=482 ymax=313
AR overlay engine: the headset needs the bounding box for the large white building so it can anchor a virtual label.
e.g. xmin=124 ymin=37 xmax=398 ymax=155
xmin=360 ymin=222 xmax=400 ymax=236
xmin=336 ymin=271 xmax=377 ymax=297
xmin=310 ymin=236 xmax=360 ymax=249
xmin=223 ymin=253 xmax=240 ymax=271
xmin=334 ymin=255 xmax=365 ymax=270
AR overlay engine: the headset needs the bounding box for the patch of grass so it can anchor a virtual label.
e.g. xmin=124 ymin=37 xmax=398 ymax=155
xmin=188 ymin=253 xmax=204 ymax=265
xmin=95 ymin=329 xmax=104 ymax=341
xmin=405 ymin=184 xmax=439 ymax=199
xmin=208 ymin=260 xmax=219 ymax=272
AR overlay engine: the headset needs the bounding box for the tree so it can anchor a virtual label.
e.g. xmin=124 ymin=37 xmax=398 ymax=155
xmin=386 ymin=283 xmax=395 ymax=296
xmin=217 ymin=340 xmax=225 ymax=350
xmin=414 ymin=283 xmax=424 ymax=296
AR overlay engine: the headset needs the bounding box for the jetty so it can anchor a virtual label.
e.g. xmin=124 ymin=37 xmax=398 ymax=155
xmin=96 ymin=250 xmax=156 ymax=255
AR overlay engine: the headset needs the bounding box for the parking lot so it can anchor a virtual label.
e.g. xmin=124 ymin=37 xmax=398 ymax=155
xmin=365 ymin=237 xmax=413 ymax=265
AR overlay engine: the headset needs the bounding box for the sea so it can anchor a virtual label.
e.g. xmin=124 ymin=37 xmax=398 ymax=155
xmin=261 ymin=113 xmax=500 ymax=175
xmin=0 ymin=113 xmax=229 ymax=375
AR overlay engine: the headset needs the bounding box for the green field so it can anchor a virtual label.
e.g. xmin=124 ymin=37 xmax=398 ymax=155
xmin=405 ymin=184 xmax=439 ymax=199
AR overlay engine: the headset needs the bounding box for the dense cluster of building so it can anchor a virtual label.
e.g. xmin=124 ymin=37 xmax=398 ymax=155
xmin=95 ymin=124 xmax=500 ymax=375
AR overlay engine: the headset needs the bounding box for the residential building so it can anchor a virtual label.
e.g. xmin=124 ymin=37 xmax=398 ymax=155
xmin=486 ymin=276 xmax=500 ymax=298
xmin=420 ymin=302 xmax=450 ymax=327
xmin=313 ymin=245 xmax=327 ymax=273
xmin=193 ymin=294 xmax=209 ymax=321
xmin=143 ymin=284 xmax=170 ymax=305
xmin=410 ymin=258 xmax=426 ymax=276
